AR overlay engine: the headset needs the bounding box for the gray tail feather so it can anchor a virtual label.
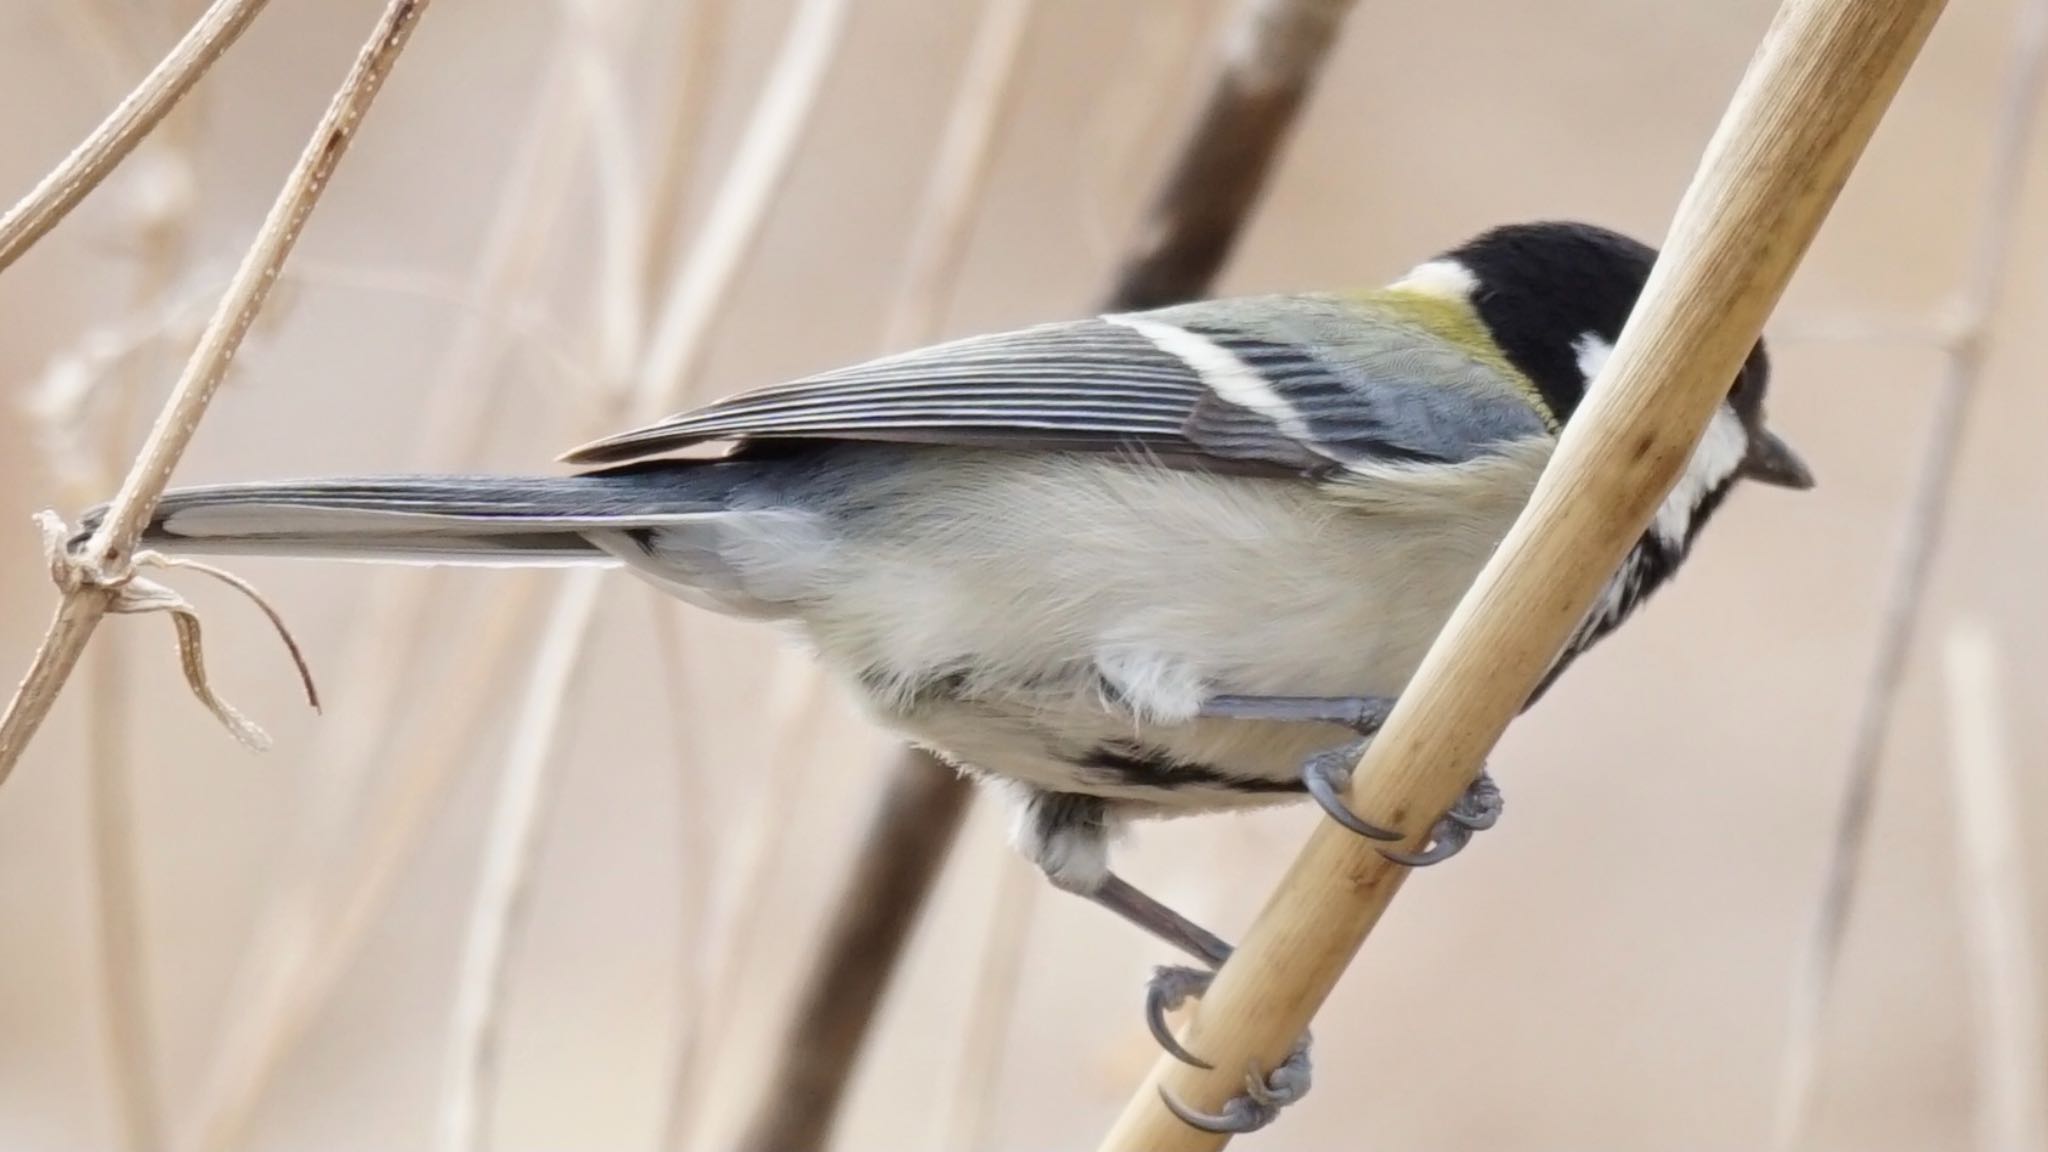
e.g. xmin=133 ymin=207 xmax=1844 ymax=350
xmin=81 ymin=471 xmax=736 ymax=565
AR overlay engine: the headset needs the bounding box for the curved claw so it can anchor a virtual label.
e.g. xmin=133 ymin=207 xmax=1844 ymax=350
xmin=1379 ymin=822 xmax=1470 ymax=867
xmin=1145 ymin=966 xmax=1214 ymax=1070
xmin=1156 ymin=1040 xmax=1313 ymax=1134
xmin=1302 ymin=745 xmax=1400 ymax=842
xmin=1158 ymin=1086 xmax=1268 ymax=1134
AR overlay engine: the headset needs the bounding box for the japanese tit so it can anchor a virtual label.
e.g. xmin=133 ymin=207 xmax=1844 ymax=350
xmin=88 ymin=220 xmax=1810 ymax=1125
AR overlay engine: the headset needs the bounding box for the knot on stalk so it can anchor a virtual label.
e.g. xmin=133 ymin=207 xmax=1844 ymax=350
xmin=37 ymin=510 xmax=321 ymax=750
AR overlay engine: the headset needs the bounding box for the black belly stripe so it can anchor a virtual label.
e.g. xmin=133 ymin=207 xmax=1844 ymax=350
xmin=1078 ymin=741 xmax=1304 ymax=794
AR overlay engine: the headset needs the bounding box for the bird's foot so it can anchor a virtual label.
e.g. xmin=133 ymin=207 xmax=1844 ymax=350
xmin=1304 ymin=747 xmax=1502 ymax=867
xmin=1146 ymin=964 xmax=1313 ymax=1133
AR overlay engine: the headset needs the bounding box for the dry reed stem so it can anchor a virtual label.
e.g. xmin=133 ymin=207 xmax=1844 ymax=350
xmin=1100 ymin=0 xmax=1948 ymax=1146
xmin=31 ymin=7 xmax=215 ymax=1134
xmin=731 ymin=749 xmax=977 ymax=1152
xmin=0 ymin=0 xmax=430 ymax=778
xmin=719 ymin=0 xmax=1352 ymax=1140
xmin=641 ymin=0 xmax=730 ymax=309
xmin=1767 ymin=0 xmax=2048 ymax=1143
xmin=84 ymin=93 xmax=206 ymax=1152
xmin=1941 ymin=620 xmax=2047 ymax=1152
xmin=178 ymin=70 xmax=589 ymax=1152
xmin=0 ymin=0 xmax=269 ymax=275
xmin=936 ymin=842 xmax=1041 ymax=1152
xmin=1102 ymin=0 xmax=1352 ymax=311
xmin=699 ymin=5 xmax=1042 ymax=1143
xmin=438 ymin=574 xmax=604 ymax=1152
xmin=438 ymin=3 xmax=851 ymax=1147
xmin=647 ymin=591 xmax=719 ymax=1152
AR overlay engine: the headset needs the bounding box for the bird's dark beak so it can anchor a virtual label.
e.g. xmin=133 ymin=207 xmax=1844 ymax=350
xmin=1740 ymin=428 xmax=1815 ymax=490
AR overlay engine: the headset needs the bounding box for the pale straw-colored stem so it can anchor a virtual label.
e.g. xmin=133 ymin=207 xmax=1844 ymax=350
xmin=437 ymin=2 xmax=851 ymax=1147
xmin=0 ymin=0 xmax=432 ymax=782
xmin=1099 ymin=0 xmax=1950 ymax=1146
xmin=1767 ymin=0 xmax=2048 ymax=1143
xmin=438 ymin=573 xmax=605 ymax=1152
xmin=176 ymin=65 xmax=586 ymax=1152
xmin=698 ymin=3 xmax=1041 ymax=1143
xmin=1941 ymin=621 xmax=2047 ymax=1152
xmin=936 ymin=844 xmax=1041 ymax=1152
xmin=0 ymin=0 xmax=269 ymax=274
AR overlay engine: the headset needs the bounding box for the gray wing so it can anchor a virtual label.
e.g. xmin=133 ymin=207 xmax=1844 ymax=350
xmin=561 ymin=298 xmax=1551 ymax=475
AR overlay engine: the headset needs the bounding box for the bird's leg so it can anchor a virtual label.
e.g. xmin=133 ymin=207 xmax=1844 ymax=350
xmin=1198 ymin=693 xmax=1504 ymax=866
xmin=1017 ymin=792 xmax=1313 ymax=1128
xmin=1087 ymin=873 xmax=1315 ymax=1131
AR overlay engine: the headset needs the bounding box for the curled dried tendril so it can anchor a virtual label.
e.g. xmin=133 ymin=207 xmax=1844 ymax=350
xmin=37 ymin=510 xmax=320 ymax=750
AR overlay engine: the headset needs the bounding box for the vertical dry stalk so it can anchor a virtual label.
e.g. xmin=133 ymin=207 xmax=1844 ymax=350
xmin=730 ymin=749 xmax=977 ymax=1152
xmin=177 ymin=64 xmax=587 ymax=1152
xmin=699 ymin=4 xmax=1040 ymax=1145
xmin=437 ymin=575 xmax=604 ymax=1152
xmin=1099 ymin=0 xmax=1950 ymax=1145
xmin=1101 ymin=0 xmax=1352 ymax=311
xmin=0 ymin=0 xmax=432 ymax=776
xmin=935 ymin=845 xmax=1041 ymax=1152
xmin=1941 ymin=620 xmax=2047 ymax=1152
xmin=86 ymin=69 xmax=209 ymax=1152
xmin=1768 ymin=0 xmax=2048 ymax=1143
xmin=0 ymin=0 xmax=269 ymax=274
xmin=437 ymin=2 xmax=851 ymax=1147
xmin=715 ymin=0 xmax=1352 ymax=1142
xmin=640 ymin=0 xmax=730 ymax=306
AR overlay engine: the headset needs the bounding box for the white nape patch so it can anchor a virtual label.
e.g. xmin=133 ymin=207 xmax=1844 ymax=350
xmin=1105 ymin=313 xmax=1312 ymax=442
xmin=1388 ymin=258 xmax=1479 ymax=301
xmin=1573 ymin=331 xmax=1614 ymax=385
xmin=1654 ymin=403 xmax=1749 ymax=548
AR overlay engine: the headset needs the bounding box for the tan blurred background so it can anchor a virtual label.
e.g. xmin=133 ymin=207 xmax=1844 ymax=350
xmin=2 ymin=0 xmax=2044 ymax=1149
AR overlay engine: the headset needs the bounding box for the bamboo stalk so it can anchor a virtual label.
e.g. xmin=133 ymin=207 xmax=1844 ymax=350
xmin=0 ymin=0 xmax=433 ymax=784
xmin=1769 ymin=0 xmax=2048 ymax=1141
xmin=0 ymin=0 xmax=269 ymax=274
xmin=1941 ymin=621 xmax=2047 ymax=1152
xmin=1098 ymin=0 xmax=1950 ymax=1146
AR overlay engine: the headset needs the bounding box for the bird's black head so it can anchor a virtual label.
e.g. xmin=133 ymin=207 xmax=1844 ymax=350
xmin=1413 ymin=220 xmax=1812 ymax=494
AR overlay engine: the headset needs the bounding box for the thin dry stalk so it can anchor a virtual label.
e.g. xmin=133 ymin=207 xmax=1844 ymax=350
xmin=177 ymin=65 xmax=588 ymax=1152
xmin=700 ymin=4 xmax=1039 ymax=1142
xmin=437 ymin=2 xmax=851 ymax=1147
xmin=716 ymin=0 xmax=1349 ymax=1139
xmin=0 ymin=0 xmax=432 ymax=778
xmin=0 ymin=0 xmax=269 ymax=274
xmin=936 ymin=842 xmax=1041 ymax=1152
xmin=1101 ymin=0 xmax=1353 ymax=311
xmin=1768 ymin=0 xmax=2048 ymax=1143
xmin=661 ymin=659 xmax=834 ymax=1150
xmin=1099 ymin=0 xmax=1949 ymax=1145
xmin=1941 ymin=620 xmax=2047 ymax=1152
xmin=438 ymin=574 xmax=604 ymax=1152
xmin=730 ymin=749 xmax=976 ymax=1152
xmin=641 ymin=0 xmax=730 ymax=307
xmin=82 ymin=92 xmax=207 ymax=1152
xmin=882 ymin=0 xmax=1040 ymax=349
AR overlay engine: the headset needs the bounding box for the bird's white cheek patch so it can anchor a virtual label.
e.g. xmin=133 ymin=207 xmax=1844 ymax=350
xmin=1573 ymin=332 xmax=1614 ymax=387
xmin=1655 ymin=404 xmax=1748 ymax=547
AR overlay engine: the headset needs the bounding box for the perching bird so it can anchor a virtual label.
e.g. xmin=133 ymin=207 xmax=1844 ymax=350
xmin=84 ymin=220 xmax=1811 ymax=1131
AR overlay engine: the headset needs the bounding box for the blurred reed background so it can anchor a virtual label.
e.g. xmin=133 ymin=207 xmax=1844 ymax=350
xmin=1 ymin=0 xmax=2044 ymax=1149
